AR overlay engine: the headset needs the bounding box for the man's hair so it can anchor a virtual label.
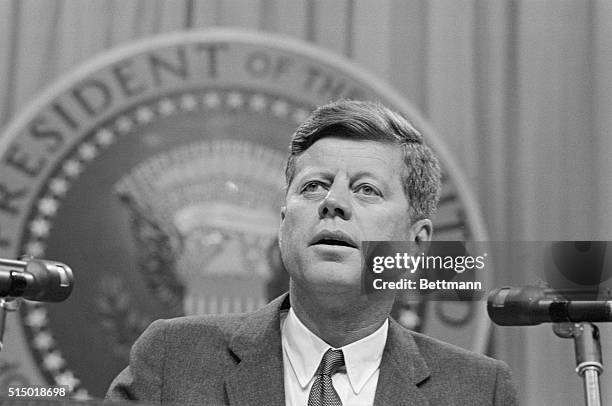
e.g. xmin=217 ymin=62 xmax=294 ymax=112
xmin=285 ymin=99 xmax=441 ymax=220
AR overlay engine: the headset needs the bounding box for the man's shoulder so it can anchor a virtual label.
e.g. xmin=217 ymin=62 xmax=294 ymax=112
xmin=141 ymin=312 xmax=249 ymax=348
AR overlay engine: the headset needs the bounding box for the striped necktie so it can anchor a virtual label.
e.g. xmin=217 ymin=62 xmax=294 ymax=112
xmin=308 ymin=348 xmax=345 ymax=406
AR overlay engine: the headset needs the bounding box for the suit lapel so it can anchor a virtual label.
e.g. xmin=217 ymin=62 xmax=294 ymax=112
xmin=224 ymin=294 xmax=289 ymax=406
xmin=374 ymin=318 xmax=431 ymax=406
xmin=223 ymin=296 xmax=431 ymax=405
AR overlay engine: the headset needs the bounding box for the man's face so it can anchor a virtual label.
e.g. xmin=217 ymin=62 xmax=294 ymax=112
xmin=279 ymin=137 xmax=428 ymax=294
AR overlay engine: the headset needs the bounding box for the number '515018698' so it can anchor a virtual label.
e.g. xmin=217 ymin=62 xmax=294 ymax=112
xmin=7 ymin=386 xmax=67 ymax=397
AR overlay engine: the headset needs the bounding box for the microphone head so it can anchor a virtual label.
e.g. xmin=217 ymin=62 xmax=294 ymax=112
xmin=24 ymin=259 xmax=74 ymax=302
xmin=487 ymin=286 xmax=546 ymax=326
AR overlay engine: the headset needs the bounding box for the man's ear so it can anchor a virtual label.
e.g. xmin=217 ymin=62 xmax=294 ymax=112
xmin=409 ymin=219 xmax=432 ymax=244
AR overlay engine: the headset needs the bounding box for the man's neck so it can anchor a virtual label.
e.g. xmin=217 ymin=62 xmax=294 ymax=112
xmin=288 ymin=283 xmax=394 ymax=348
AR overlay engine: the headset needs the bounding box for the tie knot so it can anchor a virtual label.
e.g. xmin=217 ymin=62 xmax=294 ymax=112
xmin=317 ymin=349 xmax=345 ymax=376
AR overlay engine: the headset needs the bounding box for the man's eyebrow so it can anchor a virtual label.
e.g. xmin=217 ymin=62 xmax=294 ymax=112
xmin=293 ymin=168 xmax=334 ymax=180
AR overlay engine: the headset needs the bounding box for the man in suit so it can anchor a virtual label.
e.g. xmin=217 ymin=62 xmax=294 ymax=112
xmin=107 ymin=100 xmax=518 ymax=405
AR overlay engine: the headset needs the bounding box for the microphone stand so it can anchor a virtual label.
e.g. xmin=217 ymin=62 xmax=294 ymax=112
xmin=0 ymin=297 xmax=21 ymax=353
xmin=553 ymin=322 xmax=603 ymax=406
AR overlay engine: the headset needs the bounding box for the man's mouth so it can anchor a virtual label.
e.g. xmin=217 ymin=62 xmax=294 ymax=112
xmin=310 ymin=231 xmax=359 ymax=249
xmin=315 ymin=238 xmax=356 ymax=248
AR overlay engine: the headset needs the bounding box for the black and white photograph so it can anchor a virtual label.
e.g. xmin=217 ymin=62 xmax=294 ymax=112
xmin=0 ymin=1 xmax=610 ymax=405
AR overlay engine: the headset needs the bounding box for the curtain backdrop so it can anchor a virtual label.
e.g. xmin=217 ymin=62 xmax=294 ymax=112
xmin=1 ymin=0 xmax=611 ymax=404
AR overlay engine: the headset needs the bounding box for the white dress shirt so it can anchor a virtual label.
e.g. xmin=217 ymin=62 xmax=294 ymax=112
xmin=280 ymin=308 xmax=389 ymax=406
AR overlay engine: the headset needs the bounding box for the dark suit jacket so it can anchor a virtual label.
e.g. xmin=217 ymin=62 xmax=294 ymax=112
xmin=106 ymin=294 xmax=518 ymax=405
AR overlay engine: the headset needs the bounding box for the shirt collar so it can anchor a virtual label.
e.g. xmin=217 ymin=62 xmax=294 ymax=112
xmin=281 ymin=307 xmax=388 ymax=395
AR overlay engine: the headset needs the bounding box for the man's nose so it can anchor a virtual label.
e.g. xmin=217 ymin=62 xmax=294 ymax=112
xmin=318 ymin=184 xmax=352 ymax=220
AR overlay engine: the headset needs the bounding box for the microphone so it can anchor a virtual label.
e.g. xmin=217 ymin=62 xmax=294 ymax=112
xmin=0 ymin=257 xmax=73 ymax=302
xmin=487 ymin=286 xmax=612 ymax=326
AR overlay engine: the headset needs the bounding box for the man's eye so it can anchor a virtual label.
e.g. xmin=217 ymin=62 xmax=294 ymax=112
xmin=302 ymin=181 xmax=326 ymax=194
xmin=355 ymin=184 xmax=381 ymax=196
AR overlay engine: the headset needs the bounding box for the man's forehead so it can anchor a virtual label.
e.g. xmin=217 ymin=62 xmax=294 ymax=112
xmin=293 ymin=137 xmax=404 ymax=174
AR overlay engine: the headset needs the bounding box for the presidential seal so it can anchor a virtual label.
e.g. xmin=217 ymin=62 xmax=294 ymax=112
xmin=0 ymin=29 xmax=490 ymax=398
